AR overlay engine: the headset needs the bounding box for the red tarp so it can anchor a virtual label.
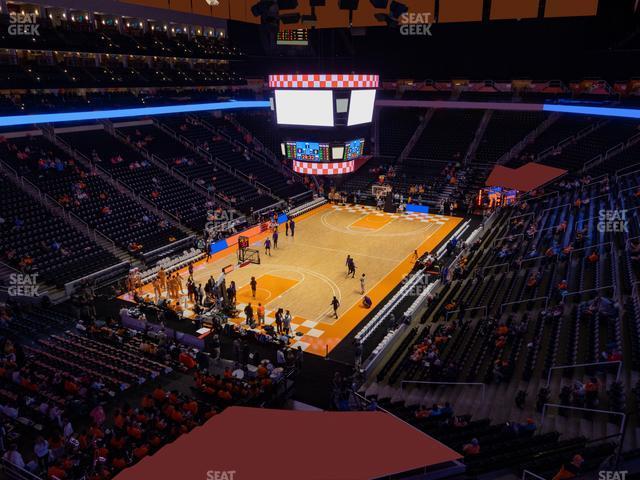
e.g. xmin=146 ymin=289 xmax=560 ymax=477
xmin=485 ymin=162 xmax=567 ymax=192
xmin=115 ymin=406 xmax=461 ymax=480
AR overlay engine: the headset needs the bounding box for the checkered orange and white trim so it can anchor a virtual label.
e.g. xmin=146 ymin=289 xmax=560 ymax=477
xmin=269 ymin=74 xmax=379 ymax=89
xmin=292 ymin=160 xmax=355 ymax=175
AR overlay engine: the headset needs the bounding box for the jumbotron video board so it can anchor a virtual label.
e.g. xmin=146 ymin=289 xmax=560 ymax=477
xmin=270 ymin=74 xmax=378 ymax=128
xmin=270 ymin=74 xmax=376 ymax=175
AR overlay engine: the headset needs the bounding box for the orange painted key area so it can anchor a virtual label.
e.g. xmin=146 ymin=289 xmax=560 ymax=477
xmin=235 ymin=274 xmax=299 ymax=305
xmin=349 ymin=213 xmax=394 ymax=230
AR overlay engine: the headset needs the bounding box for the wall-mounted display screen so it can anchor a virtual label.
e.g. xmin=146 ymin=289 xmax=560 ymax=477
xmin=284 ymin=141 xmax=331 ymax=161
xmin=283 ymin=139 xmax=364 ymax=161
xmin=331 ymin=146 xmax=345 ymax=160
xmin=344 ymin=138 xmax=365 ymax=160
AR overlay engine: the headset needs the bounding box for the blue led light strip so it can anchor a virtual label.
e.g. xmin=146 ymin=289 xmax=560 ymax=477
xmin=4 ymin=100 xmax=639 ymax=127
xmin=542 ymin=104 xmax=640 ymax=119
xmin=0 ymin=101 xmax=271 ymax=127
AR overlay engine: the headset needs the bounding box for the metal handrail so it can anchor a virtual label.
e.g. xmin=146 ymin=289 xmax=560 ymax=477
xmin=142 ymin=234 xmax=195 ymax=259
xmin=540 ymin=403 xmax=625 ymax=456
xmin=0 ymin=458 xmax=43 ymax=480
xmin=568 ymin=241 xmax=613 ymax=259
xmin=446 ymin=305 xmax=488 ymax=319
xmin=500 ymin=296 xmax=549 ymax=313
xmin=546 ymin=360 xmax=622 ymax=387
xmin=491 ymin=232 xmax=524 ymax=246
xmin=521 ymin=470 xmax=547 ymax=480
xmin=561 ymin=285 xmax=616 ymax=303
xmin=400 ymin=380 xmax=486 ymax=401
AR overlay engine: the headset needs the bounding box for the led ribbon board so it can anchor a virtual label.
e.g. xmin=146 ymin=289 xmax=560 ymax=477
xmin=0 ymin=101 xmax=271 ymax=127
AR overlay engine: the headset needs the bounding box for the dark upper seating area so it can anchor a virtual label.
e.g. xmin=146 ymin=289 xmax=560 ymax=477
xmin=58 ymin=129 xmax=210 ymax=231
xmin=0 ymin=59 xmax=244 ymax=90
xmin=378 ymin=107 xmax=425 ymax=158
xmin=0 ymin=175 xmax=120 ymax=287
xmin=401 ymin=90 xmax=453 ymax=100
xmin=0 ymin=89 xmax=258 ymax=115
xmin=540 ymin=119 xmax=640 ymax=171
xmin=161 ymin=115 xmax=309 ymax=203
xmin=512 ymin=115 xmax=596 ymax=166
xmin=458 ymin=90 xmax=514 ymax=102
xmin=0 ymin=15 xmax=242 ymax=60
xmin=0 ymin=136 xmax=185 ymax=255
xmin=233 ymin=111 xmax=282 ymax=158
xmin=117 ymin=122 xmax=272 ymax=213
xmin=474 ymin=111 xmax=548 ymax=163
xmin=410 ymin=110 xmax=484 ymax=161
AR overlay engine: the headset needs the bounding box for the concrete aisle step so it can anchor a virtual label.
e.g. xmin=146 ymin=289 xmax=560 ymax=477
xmin=363 ymin=382 xmax=378 ymax=397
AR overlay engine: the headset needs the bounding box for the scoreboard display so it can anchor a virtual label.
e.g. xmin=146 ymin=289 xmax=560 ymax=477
xmin=344 ymin=138 xmax=364 ymax=160
xmin=284 ymin=141 xmax=330 ymax=161
xmin=277 ymin=29 xmax=309 ymax=46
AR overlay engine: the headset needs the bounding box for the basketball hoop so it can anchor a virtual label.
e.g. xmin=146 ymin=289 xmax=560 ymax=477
xmin=372 ymin=184 xmax=392 ymax=200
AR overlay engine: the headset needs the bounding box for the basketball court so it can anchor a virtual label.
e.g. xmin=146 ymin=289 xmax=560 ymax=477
xmin=122 ymin=203 xmax=461 ymax=356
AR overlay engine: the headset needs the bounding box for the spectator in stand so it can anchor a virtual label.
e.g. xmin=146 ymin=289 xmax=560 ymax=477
xmin=462 ymin=438 xmax=480 ymax=456
xmin=3 ymin=443 xmax=25 ymax=469
xmin=33 ymin=435 xmax=50 ymax=470
xmin=552 ymin=454 xmax=584 ymax=480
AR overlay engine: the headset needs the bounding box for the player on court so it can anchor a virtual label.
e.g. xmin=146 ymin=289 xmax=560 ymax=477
xmin=289 ymin=219 xmax=295 ymax=237
xmin=330 ymin=296 xmax=340 ymax=319
xmin=273 ymin=229 xmax=279 ymax=249
xmin=360 ymin=273 xmax=366 ymax=294
xmin=348 ymin=257 xmax=356 ymax=278
xmin=250 ymin=276 xmax=257 ymax=299
xmin=346 ymin=254 xmax=355 ymax=277
xmin=264 ymin=237 xmax=271 ymax=256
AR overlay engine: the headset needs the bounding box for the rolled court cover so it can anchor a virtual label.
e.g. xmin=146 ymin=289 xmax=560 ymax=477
xmin=114 ymin=406 xmax=461 ymax=480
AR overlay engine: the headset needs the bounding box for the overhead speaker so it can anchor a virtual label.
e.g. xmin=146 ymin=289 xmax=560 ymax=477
xmin=280 ymin=12 xmax=301 ymax=23
xmin=278 ymin=0 xmax=298 ymax=9
xmin=251 ymin=1 xmax=268 ymax=16
xmin=369 ymin=0 xmax=388 ymax=7
xmin=310 ymin=0 xmax=326 ymax=5
xmin=389 ymin=0 xmax=408 ymax=18
xmin=375 ymin=12 xmax=398 ymax=26
xmin=339 ymin=0 xmax=359 ymax=10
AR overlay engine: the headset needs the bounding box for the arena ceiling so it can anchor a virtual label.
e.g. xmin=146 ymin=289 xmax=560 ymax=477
xmin=120 ymin=0 xmax=600 ymax=28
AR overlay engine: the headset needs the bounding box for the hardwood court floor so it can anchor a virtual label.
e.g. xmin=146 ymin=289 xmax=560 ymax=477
xmin=124 ymin=204 xmax=462 ymax=356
